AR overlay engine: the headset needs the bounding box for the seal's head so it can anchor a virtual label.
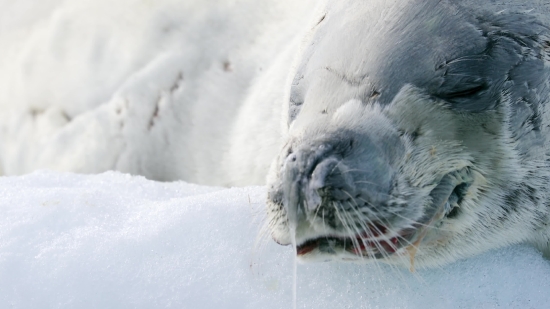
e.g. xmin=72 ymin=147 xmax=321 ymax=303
xmin=266 ymin=0 xmax=550 ymax=268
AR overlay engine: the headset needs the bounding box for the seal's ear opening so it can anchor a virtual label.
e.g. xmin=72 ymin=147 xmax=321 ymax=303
xmin=445 ymin=182 xmax=470 ymax=219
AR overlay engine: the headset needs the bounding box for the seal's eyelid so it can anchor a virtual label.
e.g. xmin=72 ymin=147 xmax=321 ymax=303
xmin=434 ymin=74 xmax=488 ymax=102
xmin=443 ymin=83 xmax=488 ymax=99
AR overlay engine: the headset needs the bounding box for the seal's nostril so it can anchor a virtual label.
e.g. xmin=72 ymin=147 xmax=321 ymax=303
xmin=286 ymin=153 xmax=297 ymax=163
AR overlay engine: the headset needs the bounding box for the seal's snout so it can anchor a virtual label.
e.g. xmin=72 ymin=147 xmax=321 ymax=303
xmin=278 ymin=132 xmax=401 ymax=231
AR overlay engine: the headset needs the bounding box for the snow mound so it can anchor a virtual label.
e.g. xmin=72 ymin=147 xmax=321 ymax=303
xmin=0 ymin=0 xmax=317 ymax=184
xmin=0 ymin=171 xmax=549 ymax=308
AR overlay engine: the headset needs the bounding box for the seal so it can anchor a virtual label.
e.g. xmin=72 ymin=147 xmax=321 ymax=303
xmin=264 ymin=0 xmax=550 ymax=268
xmin=2 ymin=0 xmax=548 ymax=269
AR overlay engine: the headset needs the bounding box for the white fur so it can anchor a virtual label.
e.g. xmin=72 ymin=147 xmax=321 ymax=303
xmin=0 ymin=0 xmax=320 ymax=184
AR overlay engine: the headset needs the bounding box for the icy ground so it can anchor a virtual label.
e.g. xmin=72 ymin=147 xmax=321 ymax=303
xmin=0 ymin=171 xmax=549 ymax=309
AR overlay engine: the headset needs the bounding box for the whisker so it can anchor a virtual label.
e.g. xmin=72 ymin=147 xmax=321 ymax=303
xmin=333 ymin=202 xmax=362 ymax=256
xmin=353 ymin=195 xmax=428 ymax=261
xmin=340 ymin=190 xmax=403 ymax=266
xmin=356 ymin=196 xmax=455 ymax=233
xmin=340 ymin=189 xmax=420 ymax=260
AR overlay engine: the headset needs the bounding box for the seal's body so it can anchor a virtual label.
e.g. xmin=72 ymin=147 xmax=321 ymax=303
xmin=264 ymin=0 xmax=550 ymax=268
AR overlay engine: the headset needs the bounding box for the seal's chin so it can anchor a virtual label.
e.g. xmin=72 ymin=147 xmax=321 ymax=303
xmin=292 ymin=169 xmax=473 ymax=262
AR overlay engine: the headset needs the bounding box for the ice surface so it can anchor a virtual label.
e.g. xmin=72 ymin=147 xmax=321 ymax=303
xmin=0 ymin=171 xmax=549 ymax=308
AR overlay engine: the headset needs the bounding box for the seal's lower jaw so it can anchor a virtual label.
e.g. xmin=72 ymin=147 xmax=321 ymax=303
xmin=294 ymin=221 xmax=439 ymax=263
xmin=291 ymin=169 xmax=474 ymax=263
xmin=294 ymin=226 xmax=418 ymax=262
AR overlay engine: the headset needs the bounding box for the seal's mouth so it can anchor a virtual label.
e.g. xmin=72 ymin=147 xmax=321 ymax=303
xmin=295 ymin=223 xmax=419 ymax=259
xmin=294 ymin=169 xmax=472 ymax=260
xmin=296 ymin=224 xmax=416 ymax=258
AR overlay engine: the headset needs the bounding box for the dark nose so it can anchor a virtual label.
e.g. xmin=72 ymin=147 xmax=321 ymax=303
xmin=280 ymin=134 xmax=400 ymax=228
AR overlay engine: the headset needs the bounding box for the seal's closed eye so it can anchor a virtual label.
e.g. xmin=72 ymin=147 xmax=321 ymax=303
xmin=444 ymin=84 xmax=487 ymax=98
xmin=437 ymin=81 xmax=489 ymax=102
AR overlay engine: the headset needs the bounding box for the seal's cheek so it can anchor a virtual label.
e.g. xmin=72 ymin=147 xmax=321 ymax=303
xmin=384 ymin=85 xmax=463 ymax=144
xmin=385 ymin=84 xmax=508 ymax=185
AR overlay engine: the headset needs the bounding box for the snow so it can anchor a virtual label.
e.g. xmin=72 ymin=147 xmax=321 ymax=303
xmin=1 ymin=171 xmax=549 ymax=308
